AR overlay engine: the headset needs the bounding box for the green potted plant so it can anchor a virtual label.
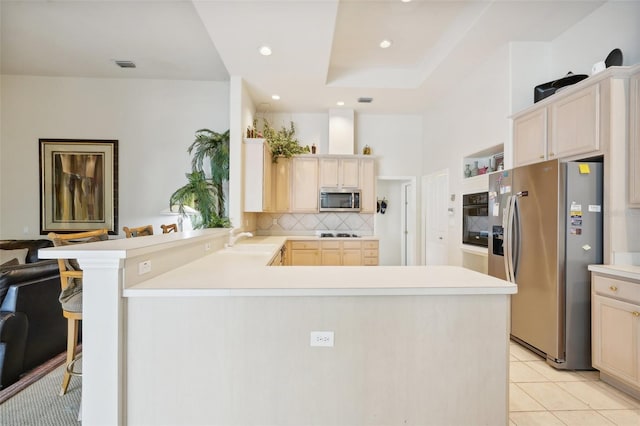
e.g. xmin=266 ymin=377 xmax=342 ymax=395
xmin=169 ymin=129 xmax=231 ymax=229
xmin=261 ymin=119 xmax=309 ymax=162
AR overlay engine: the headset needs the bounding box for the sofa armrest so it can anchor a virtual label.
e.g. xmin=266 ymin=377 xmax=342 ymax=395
xmin=0 ymin=259 xmax=60 ymax=306
xmin=0 ymin=311 xmax=28 ymax=389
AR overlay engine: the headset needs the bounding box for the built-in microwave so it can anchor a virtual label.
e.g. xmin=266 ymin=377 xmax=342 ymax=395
xmin=319 ymin=189 xmax=361 ymax=212
xmin=462 ymin=191 xmax=489 ymax=247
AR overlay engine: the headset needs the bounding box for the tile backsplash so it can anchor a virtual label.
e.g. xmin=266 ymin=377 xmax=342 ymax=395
xmin=256 ymin=213 xmax=374 ymax=235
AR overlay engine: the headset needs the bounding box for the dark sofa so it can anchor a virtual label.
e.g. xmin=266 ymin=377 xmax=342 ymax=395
xmin=0 ymin=240 xmax=67 ymax=389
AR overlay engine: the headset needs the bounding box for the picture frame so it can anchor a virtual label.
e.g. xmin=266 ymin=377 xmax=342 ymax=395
xmin=39 ymin=139 xmax=118 ymax=234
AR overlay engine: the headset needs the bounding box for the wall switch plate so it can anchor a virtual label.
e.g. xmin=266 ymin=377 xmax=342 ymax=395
xmin=310 ymin=331 xmax=334 ymax=347
xmin=138 ymin=260 xmax=152 ymax=275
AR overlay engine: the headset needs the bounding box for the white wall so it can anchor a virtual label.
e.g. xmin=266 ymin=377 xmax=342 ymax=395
xmin=0 ymin=75 xmax=229 ymax=239
xmin=423 ymin=46 xmax=510 ymax=267
xmin=375 ymin=179 xmax=402 ymax=265
xmin=356 ymin=114 xmax=423 ymax=177
xmin=550 ymin=1 xmax=640 ymax=78
xmin=421 ymin=2 xmax=640 ymax=268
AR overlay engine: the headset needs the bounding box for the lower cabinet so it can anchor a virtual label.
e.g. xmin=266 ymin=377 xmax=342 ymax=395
xmin=288 ymin=239 xmax=379 ymax=266
xmin=288 ymin=240 xmax=320 ymax=266
xmin=591 ymin=273 xmax=640 ymax=396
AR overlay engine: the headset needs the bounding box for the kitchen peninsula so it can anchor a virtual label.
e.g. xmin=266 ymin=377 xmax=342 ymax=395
xmin=40 ymin=229 xmax=516 ymax=425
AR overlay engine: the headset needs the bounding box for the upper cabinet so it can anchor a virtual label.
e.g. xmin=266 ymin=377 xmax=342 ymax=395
xmin=244 ymin=138 xmax=273 ymax=212
xmin=630 ymin=70 xmax=640 ymax=207
xmin=513 ymin=108 xmax=547 ymax=167
xmin=512 ymin=78 xmax=603 ymax=168
xmin=319 ymin=157 xmax=360 ymax=189
xmin=243 ymin=146 xmax=376 ymax=214
xmin=291 ymin=156 xmax=319 ymax=212
xmin=549 ymin=84 xmax=600 ymax=159
xmin=359 ymin=158 xmax=376 ymax=213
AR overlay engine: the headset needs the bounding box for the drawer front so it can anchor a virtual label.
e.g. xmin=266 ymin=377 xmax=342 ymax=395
xmin=291 ymin=240 xmax=320 ymax=250
xmin=321 ymin=241 xmax=340 ymax=249
xmin=363 ymin=249 xmax=378 ymax=258
xmin=363 ymin=257 xmax=378 ymax=266
xmin=593 ymin=274 xmax=640 ymax=304
xmin=343 ymin=241 xmax=362 ymax=250
xmin=363 ymin=241 xmax=379 ymax=249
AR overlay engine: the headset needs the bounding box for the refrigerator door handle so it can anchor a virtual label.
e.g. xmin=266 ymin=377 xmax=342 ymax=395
xmin=505 ymin=194 xmax=517 ymax=283
xmin=512 ymin=195 xmax=521 ymax=280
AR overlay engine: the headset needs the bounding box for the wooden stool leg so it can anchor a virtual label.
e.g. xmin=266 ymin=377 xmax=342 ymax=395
xmin=60 ymin=317 xmax=79 ymax=396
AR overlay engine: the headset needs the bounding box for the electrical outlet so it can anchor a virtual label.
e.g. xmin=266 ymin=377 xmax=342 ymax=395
xmin=138 ymin=260 xmax=152 ymax=275
xmin=310 ymin=331 xmax=334 ymax=347
xmin=272 ymin=218 xmax=278 ymax=225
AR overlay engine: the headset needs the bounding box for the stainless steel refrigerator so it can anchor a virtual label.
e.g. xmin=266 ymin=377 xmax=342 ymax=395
xmin=488 ymin=159 xmax=603 ymax=370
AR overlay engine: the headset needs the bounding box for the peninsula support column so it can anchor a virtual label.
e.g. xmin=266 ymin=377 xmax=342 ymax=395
xmin=78 ymin=257 xmax=126 ymax=425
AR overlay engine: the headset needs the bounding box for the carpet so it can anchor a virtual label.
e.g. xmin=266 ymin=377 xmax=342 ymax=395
xmin=0 ymin=354 xmax=81 ymax=425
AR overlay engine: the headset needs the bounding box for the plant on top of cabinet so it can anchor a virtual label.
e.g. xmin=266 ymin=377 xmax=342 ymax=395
xmin=262 ymin=119 xmax=310 ymax=162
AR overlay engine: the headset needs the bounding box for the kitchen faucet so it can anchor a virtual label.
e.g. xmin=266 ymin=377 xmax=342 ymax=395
xmin=227 ymin=229 xmax=253 ymax=247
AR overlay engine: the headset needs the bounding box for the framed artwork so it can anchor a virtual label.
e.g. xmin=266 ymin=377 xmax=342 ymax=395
xmin=39 ymin=139 xmax=118 ymax=234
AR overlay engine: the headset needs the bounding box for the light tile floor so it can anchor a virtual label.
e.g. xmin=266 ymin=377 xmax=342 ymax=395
xmin=509 ymin=341 xmax=640 ymax=425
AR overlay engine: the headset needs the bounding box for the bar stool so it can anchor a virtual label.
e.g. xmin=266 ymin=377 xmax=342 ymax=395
xmin=161 ymin=223 xmax=178 ymax=234
xmin=48 ymin=228 xmax=109 ymax=395
xmin=123 ymin=224 xmax=153 ymax=238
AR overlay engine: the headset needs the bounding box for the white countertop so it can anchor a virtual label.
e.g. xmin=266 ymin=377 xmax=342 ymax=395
xmin=125 ymin=236 xmax=515 ymax=297
xmin=39 ymin=230 xmax=515 ymax=297
xmin=588 ymin=264 xmax=640 ymax=282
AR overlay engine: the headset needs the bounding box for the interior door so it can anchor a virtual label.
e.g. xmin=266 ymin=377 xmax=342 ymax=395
xmin=423 ymin=170 xmax=449 ymax=265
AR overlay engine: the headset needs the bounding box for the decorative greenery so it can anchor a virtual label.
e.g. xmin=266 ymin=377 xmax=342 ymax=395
xmin=262 ymin=119 xmax=309 ymax=162
xmin=169 ymin=129 xmax=230 ymax=229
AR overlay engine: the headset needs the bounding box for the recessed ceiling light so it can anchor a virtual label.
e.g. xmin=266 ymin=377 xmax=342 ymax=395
xmin=379 ymin=39 xmax=393 ymax=49
xmin=259 ymin=46 xmax=272 ymax=56
xmin=271 ymin=94 xmax=280 ymax=100
xmin=336 ymin=101 xmax=345 ymax=106
xmin=401 ymin=0 xmax=412 ymax=3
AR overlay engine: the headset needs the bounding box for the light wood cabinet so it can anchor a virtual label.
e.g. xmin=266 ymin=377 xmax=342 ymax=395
xmin=591 ymin=273 xmax=640 ymax=396
xmin=359 ymin=158 xmax=376 ymax=213
xmin=342 ymin=241 xmax=364 ymax=266
xmin=512 ymin=81 xmax=602 ymax=168
xmin=291 ymin=157 xmax=319 ymax=212
xmin=289 ymin=239 xmax=379 ymax=266
xmin=513 ymin=108 xmax=547 ymax=167
xmin=289 ymin=240 xmax=320 ymax=265
xmin=549 ymin=84 xmax=600 ymax=160
xmin=362 ymin=240 xmax=379 ymax=266
xmin=630 ymin=71 xmax=640 ymax=207
xmin=273 ymin=158 xmax=291 ymax=212
xmin=319 ymin=157 xmax=359 ymax=189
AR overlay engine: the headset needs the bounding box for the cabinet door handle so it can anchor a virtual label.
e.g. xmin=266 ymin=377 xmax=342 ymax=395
xmin=609 ymin=285 xmax=618 ymax=292
xmin=539 ymin=155 xmax=545 ymax=159
xmin=633 ymin=312 xmax=640 ymax=317
xmin=549 ymin=152 xmax=555 ymax=157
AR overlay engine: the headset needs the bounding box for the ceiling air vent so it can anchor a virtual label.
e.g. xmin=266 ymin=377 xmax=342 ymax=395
xmin=357 ymin=97 xmax=373 ymax=103
xmin=115 ymin=60 xmax=136 ymax=69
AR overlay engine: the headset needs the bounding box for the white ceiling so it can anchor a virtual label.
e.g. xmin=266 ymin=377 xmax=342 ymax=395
xmin=1 ymin=0 xmax=606 ymax=114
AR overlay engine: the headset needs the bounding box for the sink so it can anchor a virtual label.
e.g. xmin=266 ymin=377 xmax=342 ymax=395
xmin=223 ymin=243 xmax=279 ymax=253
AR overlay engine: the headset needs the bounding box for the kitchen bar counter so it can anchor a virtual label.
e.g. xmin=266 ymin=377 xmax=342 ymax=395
xmin=40 ymin=229 xmax=515 ymax=426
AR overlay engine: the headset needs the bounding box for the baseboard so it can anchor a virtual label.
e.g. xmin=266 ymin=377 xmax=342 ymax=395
xmin=0 ymin=351 xmax=67 ymax=404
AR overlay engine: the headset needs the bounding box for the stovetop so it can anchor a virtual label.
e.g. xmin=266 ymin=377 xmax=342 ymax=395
xmin=320 ymin=232 xmax=361 ymax=238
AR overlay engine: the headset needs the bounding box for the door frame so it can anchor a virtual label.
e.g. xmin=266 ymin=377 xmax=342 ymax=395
xmin=376 ymin=176 xmax=417 ymax=266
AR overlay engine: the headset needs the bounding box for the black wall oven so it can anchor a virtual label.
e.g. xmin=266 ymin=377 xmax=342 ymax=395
xmin=462 ymin=191 xmax=489 ymax=247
